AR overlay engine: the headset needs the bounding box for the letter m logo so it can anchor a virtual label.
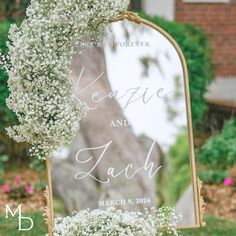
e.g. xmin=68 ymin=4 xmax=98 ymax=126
xmin=5 ymin=204 xmax=34 ymax=231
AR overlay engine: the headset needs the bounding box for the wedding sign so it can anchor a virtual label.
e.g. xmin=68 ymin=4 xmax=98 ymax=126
xmin=50 ymin=16 xmax=204 ymax=234
xmin=0 ymin=0 xmax=205 ymax=233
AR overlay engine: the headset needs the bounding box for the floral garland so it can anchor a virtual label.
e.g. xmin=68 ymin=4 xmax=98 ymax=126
xmin=0 ymin=0 xmax=129 ymax=159
xmin=54 ymin=207 xmax=182 ymax=236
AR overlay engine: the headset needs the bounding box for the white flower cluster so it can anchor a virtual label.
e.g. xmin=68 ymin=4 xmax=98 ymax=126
xmin=0 ymin=0 xmax=129 ymax=159
xmin=54 ymin=207 xmax=182 ymax=236
xmin=0 ymin=51 xmax=10 ymax=73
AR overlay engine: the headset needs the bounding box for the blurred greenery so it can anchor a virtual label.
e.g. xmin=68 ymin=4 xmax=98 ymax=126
xmin=0 ymin=212 xmax=47 ymax=236
xmin=0 ymin=20 xmax=29 ymax=162
xmin=165 ymin=133 xmax=191 ymax=204
xmin=0 ymin=154 xmax=9 ymax=175
xmin=53 ymin=196 xmax=67 ymax=216
xmin=0 ymin=0 xmax=30 ymax=163
xmin=198 ymin=169 xmax=228 ymax=185
xmin=139 ymin=12 xmax=214 ymax=128
xmin=33 ymin=179 xmax=47 ymax=191
xmin=0 ymin=0 xmax=30 ymax=20
xmin=164 ymin=75 xmax=183 ymax=122
xmin=28 ymin=158 xmax=45 ymax=172
xmin=0 ymin=20 xmax=16 ymax=130
xmin=197 ymin=118 xmax=236 ymax=184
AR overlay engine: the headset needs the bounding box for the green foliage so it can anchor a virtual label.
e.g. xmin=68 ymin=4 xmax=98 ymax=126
xmin=0 ymin=20 xmax=17 ymax=130
xmin=197 ymin=118 xmax=236 ymax=184
xmin=166 ymin=133 xmax=191 ymax=204
xmin=0 ymin=0 xmax=32 ymax=164
xmin=33 ymin=179 xmax=47 ymax=191
xmin=0 ymin=0 xmax=30 ymax=131
xmin=198 ymin=118 xmax=236 ymax=169
xmin=0 ymin=20 xmax=29 ymax=162
xmin=198 ymin=169 xmax=228 ymax=184
xmin=139 ymin=13 xmax=214 ymax=127
xmin=28 ymin=158 xmax=45 ymax=172
xmin=0 ymin=154 xmax=9 ymax=175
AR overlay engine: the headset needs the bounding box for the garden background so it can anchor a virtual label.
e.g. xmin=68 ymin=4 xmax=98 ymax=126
xmin=0 ymin=0 xmax=236 ymax=235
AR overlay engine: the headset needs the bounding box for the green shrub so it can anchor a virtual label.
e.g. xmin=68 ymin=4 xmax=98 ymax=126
xmin=197 ymin=118 xmax=236 ymax=184
xmin=0 ymin=20 xmax=29 ymax=161
xmin=0 ymin=20 xmax=16 ymax=130
xmin=198 ymin=169 xmax=228 ymax=184
xmin=0 ymin=1 xmax=30 ymax=131
xmin=139 ymin=13 xmax=214 ymax=127
xmin=0 ymin=2 xmax=31 ymax=163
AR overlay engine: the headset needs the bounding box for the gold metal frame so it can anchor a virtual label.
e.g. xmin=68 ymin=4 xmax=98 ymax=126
xmin=44 ymin=159 xmax=54 ymax=236
xmin=44 ymin=11 xmax=206 ymax=235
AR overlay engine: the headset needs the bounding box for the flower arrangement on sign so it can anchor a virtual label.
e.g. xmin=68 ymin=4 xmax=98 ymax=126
xmin=54 ymin=207 xmax=182 ymax=236
xmin=0 ymin=0 xmax=129 ymax=160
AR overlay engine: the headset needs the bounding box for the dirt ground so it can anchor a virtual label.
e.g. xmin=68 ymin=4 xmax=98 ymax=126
xmin=203 ymin=184 xmax=236 ymax=222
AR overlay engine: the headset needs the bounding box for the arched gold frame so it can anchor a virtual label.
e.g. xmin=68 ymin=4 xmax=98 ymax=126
xmin=44 ymin=11 xmax=206 ymax=235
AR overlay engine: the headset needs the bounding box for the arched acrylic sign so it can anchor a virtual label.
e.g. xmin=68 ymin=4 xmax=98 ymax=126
xmin=46 ymin=13 xmax=205 ymax=234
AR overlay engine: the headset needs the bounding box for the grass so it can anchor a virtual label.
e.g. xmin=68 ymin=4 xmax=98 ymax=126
xmin=0 ymin=214 xmax=235 ymax=236
xmin=0 ymin=211 xmax=47 ymax=236
xmin=182 ymin=217 xmax=236 ymax=236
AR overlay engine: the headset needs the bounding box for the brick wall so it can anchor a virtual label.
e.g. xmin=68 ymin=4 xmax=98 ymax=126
xmin=176 ymin=0 xmax=236 ymax=77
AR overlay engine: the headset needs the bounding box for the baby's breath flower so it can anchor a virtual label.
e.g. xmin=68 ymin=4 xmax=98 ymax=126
xmin=53 ymin=207 xmax=182 ymax=236
xmin=0 ymin=0 xmax=129 ymax=159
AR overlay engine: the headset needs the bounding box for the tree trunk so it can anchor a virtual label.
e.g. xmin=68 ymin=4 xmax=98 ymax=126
xmin=52 ymin=47 xmax=162 ymax=213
